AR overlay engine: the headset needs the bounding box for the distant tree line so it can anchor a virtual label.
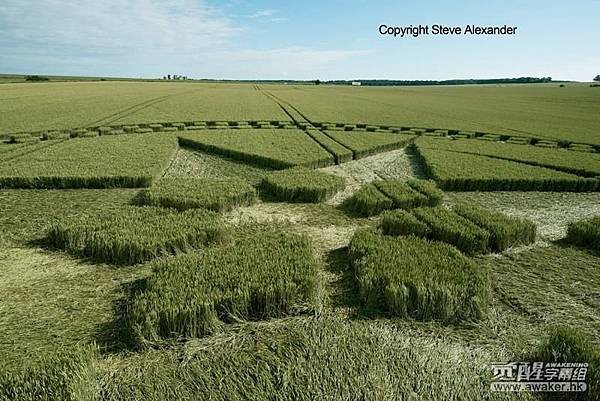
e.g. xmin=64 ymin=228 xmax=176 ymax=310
xmin=25 ymin=75 xmax=49 ymax=82
xmin=163 ymin=74 xmax=189 ymax=80
xmin=323 ymin=77 xmax=553 ymax=86
xmin=192 ymin=77 xmax=555 ymax=87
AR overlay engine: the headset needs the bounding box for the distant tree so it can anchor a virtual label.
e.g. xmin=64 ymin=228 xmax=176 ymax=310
xmin=594 ymin=75 xmax=600 ymax=82
xmin=167 ymin=74 xmax=171 ymax=80
xmin=315 ymin=79 xmax=321 ymax=85
xmin=25 ymin=75 xmax=49 ymax=82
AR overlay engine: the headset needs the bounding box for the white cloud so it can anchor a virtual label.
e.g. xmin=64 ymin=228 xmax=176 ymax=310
xmin=245 ymin=8 xmax=286 ymax=23
xmin=0 ymin=1 xmax=371 ymax=79
xmin=0 ymin=0 xmax=239 ymax=55
xmin=247 ymin=9 xmax=277 ymax=19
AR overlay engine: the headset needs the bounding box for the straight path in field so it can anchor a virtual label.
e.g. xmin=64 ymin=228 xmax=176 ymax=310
xmin=267 ymin=84 xmax=600 ymax=145
xmin=86 ymin=95 xmax=173 ymax=127
xmin=259 ymin=87 xmax=355 ymax=164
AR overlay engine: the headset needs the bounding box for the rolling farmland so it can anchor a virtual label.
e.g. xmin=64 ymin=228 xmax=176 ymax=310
xmin=1 ymin=80 xmax=599 ymax=401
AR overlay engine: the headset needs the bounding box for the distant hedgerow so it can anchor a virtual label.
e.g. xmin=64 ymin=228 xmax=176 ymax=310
xmin=24 ymin=75 xmax=49 ymax=82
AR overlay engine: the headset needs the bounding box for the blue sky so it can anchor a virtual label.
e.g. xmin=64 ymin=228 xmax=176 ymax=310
xmin=1 ymin=0 xmax=599 ymax=81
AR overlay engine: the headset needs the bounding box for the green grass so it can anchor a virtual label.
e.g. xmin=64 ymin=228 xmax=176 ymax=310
xmin=164 ymin=148 xmax=272 ymax=186
xmin=380 ymin=205 xmax=536 ymax=253
xmin=178 ymin=129 xmax=333 ymax=169
xmin=0 ymin=143 xmax=35 ymax=161
xmin=0 ymin=344 xmax=97 ymax=401
xmin=0 ymin=140 xmax=66 ymax=163
xmin=418 ymin=137 xmax=600 ymax=177
xmin=342 ymin=180 xmax=442 ymax=218
xmin=566 ymin=216 xmax=600 ymax=250
xmin=413 ymin=144 xmax=599 ymax=192
xmin=411 ymin=207 xmax=491 ymax=255
xmin=42 ymin=131 xmax=71 ymax=140
xmin=348 ymin=228 xmax=488 ymax=322
xmin=139 ymin=177 xmax=257 ymax=212
xmin=260 ymin=167 xmax=346 ymax=202
xmin=1 ymin=81 xmax=599 ymax=400
xmin=5 ymin=242 xmax=595 ymax=400
xmin=271 ymin=84 xmax=600 ymax=145
xmin=343 ymin=183 xmax=393 ymax=216
xmin=443 ymin=191 xmax=600 ymax=251
xmin=128 ymin=229 xmax=320 ymax=343
xmin=0 ymin=189 xmax=138 ymax=245
xmin=483 ymin=245 xmax=600 ymax=349
xmin=8 ymin=134 xmax=39 ymax=144
xmin=326 ymin=131 xmax=415 ymax=158
xmin=0 ymin=82 xmax=291 ymax=134
xmin=373 ymin=179 xmax=429 ymax=209
xmin=304 ymin=128 xmax=353 ymax=164
xmin=0 ymin=134 xmax=177 ymax=189
xmin=0 ymin=143 xmax=30 ymax=155
xmin=380 ymin=209 xmax=431 ymax=237
xmin=531 ymin=327 xmax=599 ymax=401
xmin=3 ymin=82 xmax=600 ymax=145
xmin=406 ymin=179 xmax=444 ymax=206
xmin=0 ymin=186 xmax=597 ymax=400
xmin=453 ymin=203 xmax=537 ymax=251
xmin=46 ymin=206 xmax=226 ymax=265
xmin=100 ymin=318 xmax=535 ymax=401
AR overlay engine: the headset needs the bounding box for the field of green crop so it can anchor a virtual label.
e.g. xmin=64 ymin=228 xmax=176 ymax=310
xmin=139 ymin=177 xmax=257 ymax=212
xmin=417 ymin=136 xmax=600 ymax=177
xmin=270 ymin=84 xmax=600 ymax=145
xmin=325 ymin=131 xmax=416 ymax=159
xmin=0 ymin=134 xmax=177 ymax=188
xmin=1 ymin=80 xmax=599 ymax=401
xmin=179 ymin=129 xmax=334 ymax=169
xmin=0 ymin=82 xmax=291 ymax=134
xmin=413 ymin=144 xmax=599 ymax=192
